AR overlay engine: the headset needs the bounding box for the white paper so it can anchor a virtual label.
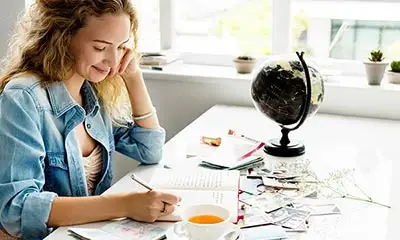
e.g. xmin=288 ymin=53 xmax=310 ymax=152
xmin=202 ymin=135 xmax=264 ymax=168
xmin=68 ymin=228 xmax=121 ymax=240
xmin=101 ymin=219 xmax=167 ymax=240
xmin=241 ymin=225 xmax=288 ymax=240
xmin=68 ymin=219 xmax=168 ymax=240
xmin=150 ymin=168 xmax=239 ymax=191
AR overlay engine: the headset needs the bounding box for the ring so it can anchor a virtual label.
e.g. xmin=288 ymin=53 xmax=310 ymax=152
xmin=161 ymin=202 xmax=167 ymax=213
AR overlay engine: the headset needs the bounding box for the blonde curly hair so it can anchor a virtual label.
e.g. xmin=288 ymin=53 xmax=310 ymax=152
xmin=0 ymin=0 xmax=139 ymax=122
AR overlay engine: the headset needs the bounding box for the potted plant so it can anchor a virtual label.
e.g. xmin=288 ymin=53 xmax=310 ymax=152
xmin=363 ymin=50 xmax=388 ymax=85
xmin=233 ymin=55 xmax=257 ymax=74
xmin=387 ymin=61 xmax=400 ymax=84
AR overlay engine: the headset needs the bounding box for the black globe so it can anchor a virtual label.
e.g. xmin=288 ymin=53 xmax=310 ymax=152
xmin=251 ymin=57 xmax=324 ymax=127
xmin=251 ymin=54 xmax=324 ymax=156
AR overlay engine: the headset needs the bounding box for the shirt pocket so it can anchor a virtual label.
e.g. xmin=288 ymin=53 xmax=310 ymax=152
xmin=44 ymin=152 xmax=70 ymax=193
xmin=47 ymin=152 xmax=68 ymax=170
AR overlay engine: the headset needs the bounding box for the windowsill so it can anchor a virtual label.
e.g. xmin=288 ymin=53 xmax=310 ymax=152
xmin=142 ymin=62 xmax=250 ymax=83
xmin=142 ymin=62 xmax=400 ymax=93
xmin=142 ymin=62 xmax=400 ymax=120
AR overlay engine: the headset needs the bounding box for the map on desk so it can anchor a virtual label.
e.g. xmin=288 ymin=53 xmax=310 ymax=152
xmin=68 ymin=218 xmax=168 ymax=240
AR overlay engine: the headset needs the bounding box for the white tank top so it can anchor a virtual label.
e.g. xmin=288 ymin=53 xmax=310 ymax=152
xmin=82 ymin=145 xmax=103 ymax=195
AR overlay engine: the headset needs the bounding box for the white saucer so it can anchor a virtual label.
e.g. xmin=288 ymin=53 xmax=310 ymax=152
xmin=165 ymin=227 xmax=244 ymax=240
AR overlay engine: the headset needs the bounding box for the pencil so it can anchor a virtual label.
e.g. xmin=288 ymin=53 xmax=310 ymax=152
xmin=239 ymin=199 xmax=252 ymax=207
xmin=130 ymin=173 xmax=181 ymax=207
xmin=130 ymin=173 xmax=153 ymax=191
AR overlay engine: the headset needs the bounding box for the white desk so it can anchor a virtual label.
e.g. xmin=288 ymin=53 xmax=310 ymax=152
xmin=45 ymin=105 xmax=400 ymax=239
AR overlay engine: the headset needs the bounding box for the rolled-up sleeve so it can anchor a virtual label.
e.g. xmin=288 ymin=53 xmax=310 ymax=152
xmin=113 ymin=123 xmax=166 ymax=164
xmin=0 ymin=88 xmax=57 ymax=239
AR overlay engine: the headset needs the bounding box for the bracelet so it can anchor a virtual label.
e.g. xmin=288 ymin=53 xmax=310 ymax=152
xmin=132 ymin=107 xmax=156 ymax=121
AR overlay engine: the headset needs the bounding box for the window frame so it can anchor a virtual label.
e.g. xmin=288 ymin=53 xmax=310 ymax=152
xmin=159 ymin=0 xmax=399 ymax=75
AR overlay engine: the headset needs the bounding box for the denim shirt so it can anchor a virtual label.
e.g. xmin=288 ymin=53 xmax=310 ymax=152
xmin=0 ymin=75 xmax=166 ymax=239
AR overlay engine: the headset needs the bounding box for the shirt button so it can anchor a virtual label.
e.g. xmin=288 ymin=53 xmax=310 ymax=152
xmin=86 ymin=123 xmax=91 ymax=129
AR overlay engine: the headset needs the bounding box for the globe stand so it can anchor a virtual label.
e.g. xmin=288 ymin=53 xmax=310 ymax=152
xmin=264 ymin=52 xmax=312 ymax=157
xmin=264 ymin=128 xmax=305 ymax=157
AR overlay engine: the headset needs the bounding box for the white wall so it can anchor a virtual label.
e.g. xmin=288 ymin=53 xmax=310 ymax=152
xmin=0 ymin=0 xmax=25 ymax=60
xmin=147 ymin=78 xmax=253 ymax=140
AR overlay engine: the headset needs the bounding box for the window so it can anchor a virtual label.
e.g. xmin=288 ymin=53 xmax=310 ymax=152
xmin=169 ymin=0 xmax=400 ymax=75
xmin=174 ymin=0 xmax=273 ymax=56
xmin=25 ymin=0 xmax=400 ymax=75
xmin=292 ymin=1 xmax=400 ymax=61
xmin=133 ymin=0 xmax=160 ymax=52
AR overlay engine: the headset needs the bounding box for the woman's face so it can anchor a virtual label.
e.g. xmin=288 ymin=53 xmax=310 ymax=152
xmin=70 ymin=13 xmax=131 ymax=83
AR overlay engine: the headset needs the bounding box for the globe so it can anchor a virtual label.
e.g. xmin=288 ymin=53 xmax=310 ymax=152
xmin=251 ymin=52 xmax=324 ymax=157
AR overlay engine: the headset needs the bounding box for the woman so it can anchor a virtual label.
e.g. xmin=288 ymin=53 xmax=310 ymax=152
xmin=0 ymin=0 xmax=180 ymax=239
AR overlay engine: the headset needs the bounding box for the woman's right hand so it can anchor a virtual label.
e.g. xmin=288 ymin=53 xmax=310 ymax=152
xmin=123 ymin=191 xmax=181 ymax=222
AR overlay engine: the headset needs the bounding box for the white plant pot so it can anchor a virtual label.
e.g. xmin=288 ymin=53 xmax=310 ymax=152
xmin=387 ymin=71 xmax=400 ymax=84
xmin=233 ymin=59 xmax=256 ymax=74
xmin=363 ymin=61 xmax=388 ymax=85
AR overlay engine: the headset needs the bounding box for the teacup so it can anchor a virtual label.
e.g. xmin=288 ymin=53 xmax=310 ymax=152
xmin=174 ymin=204 xmax=240 ymax=240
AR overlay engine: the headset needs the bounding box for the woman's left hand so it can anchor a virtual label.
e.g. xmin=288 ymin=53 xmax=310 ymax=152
xmin=119 ymin=47 xmax=138 ymax=74
xmin=109 ymin=45 xmax=141 ymax=80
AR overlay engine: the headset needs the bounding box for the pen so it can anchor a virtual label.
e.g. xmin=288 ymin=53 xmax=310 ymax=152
xmin=130 ymin=173 xmax=153 ymax=191
xmin=239 ymin=189 xmax=256 ymax=196
xmin=239 ymin=199 xmax=252 ymax=207
xmin=156 ymin=235 xmax=167 ymax=240
xmin=228 ymin=129 xmax=262 ymax=144
xmin=163 ymin=164 xmax=173 ymax=169
xmin=140 ymin=65 xmax=163 ymax=71
xmin=151 ymin=66 xmax=163 ymax=71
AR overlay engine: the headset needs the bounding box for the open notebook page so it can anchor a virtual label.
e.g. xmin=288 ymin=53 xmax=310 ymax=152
xmin=149 ymin=168 xmax=239 ymax=191
xmin=150 ymin=168 xmax=240 ymax=222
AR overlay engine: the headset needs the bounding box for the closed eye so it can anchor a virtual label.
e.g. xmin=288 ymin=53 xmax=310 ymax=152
xmin=94 ymin=46 xmax=106 ymax=52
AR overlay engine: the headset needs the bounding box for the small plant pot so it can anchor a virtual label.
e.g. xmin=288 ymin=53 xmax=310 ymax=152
xmin=363 ymin=61 xmax=388 ymax=85
xmin=387 ymin=71 xmax=400 ymax=84
xmin=233 ymin=58 xmax=257 ymax=74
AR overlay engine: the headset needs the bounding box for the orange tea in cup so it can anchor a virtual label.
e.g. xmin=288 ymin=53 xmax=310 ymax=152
xmin=188 ymin=215 xmax=224 ymax=224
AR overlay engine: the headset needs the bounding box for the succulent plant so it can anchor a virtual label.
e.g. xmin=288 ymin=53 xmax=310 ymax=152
xmin=368 ymin=50 xmax=385 ymax=62
xmin=237 ymin=55 xmax=254 ymax=61
xmin=390 ymin=61 xmax=400 ymax=73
